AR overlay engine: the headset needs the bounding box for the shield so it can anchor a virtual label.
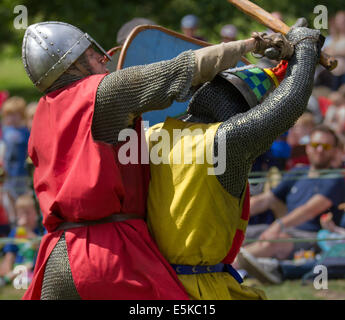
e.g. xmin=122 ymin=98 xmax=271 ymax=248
xmin=117 ymin=25 xmax=249 ymax=126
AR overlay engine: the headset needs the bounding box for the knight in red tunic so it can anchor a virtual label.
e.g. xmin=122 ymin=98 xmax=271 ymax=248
xmin=21 ymin=21 xmax=289 ymax=299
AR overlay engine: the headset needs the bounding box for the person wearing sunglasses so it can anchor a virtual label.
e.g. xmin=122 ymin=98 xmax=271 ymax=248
xmin=237 ymin=125 xmax=345 ymax=284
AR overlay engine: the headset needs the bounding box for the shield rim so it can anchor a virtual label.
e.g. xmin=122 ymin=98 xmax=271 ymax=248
xmin=117 ymin=24 xmax=250 ymax=70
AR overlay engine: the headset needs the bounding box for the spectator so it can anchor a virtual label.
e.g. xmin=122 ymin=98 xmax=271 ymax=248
xmin=339 ymin=83 xmax=345 ymax=97
xmin=237 ymin=211 xmax=345 ymax=284
xmin=306 ymin=95 xmax=323 ymax=125
xmin=0 ymin=166 xmax=10 ymax=236
xmin=287 ymin=112 xmax=316 ymax=147
xmin=181 ymin=14 xmax=207 ymax=42
xmin=25 ymin=102 xmax=38 ymax=202
xmin=286 ymin=112 xmax=316 ymax=170
xmin=26 ymin=102 xmax=38 ymax=132
xmin=252 ymin=132 xmax=291 ymax=173
xmin=220 ymin=24 xmax=238 ymax=42
xmin=24 ymin=102 xmax=41 ymax=227
xmin=1 ymin=97 xmax=30 ymax=201
xmin=323 ymin=90 xmax=345 ymax=138
xmin=323 ymin=11 xmax=345 ymax=90
xmin=312 ymin=85 xmax=333 ymax=117
xmin=267 ymin=132 xmax=291 ymax=170
xmin=323 ymin=16 xmax=337 ymax=49
xmin=331 ymin=137 xmax=345 ymax=169
xmin=314 ymin=17 xmax=338 ymax=88
xmin=116 ymin=17 xmax=157 ymax=45
xmin=237 ymin=125 xmax=345 ymax=283
xmin=0 ymin=194 xmax=40 ymax=287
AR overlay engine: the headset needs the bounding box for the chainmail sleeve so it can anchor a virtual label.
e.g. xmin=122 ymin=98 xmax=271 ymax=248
xmin=215 ymin=28 xmax=321 ymax=198
xmin=92 ymin=51 xmax=196 ymax=144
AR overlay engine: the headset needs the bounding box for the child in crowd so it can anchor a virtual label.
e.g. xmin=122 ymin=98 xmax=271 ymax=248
xmin=0 ymin=194 xmax=40 ymax=287
xmin=25 ymin=102 xmax=38 ymax=132
xmin=1 ymin=97 xmax=30 ymax=202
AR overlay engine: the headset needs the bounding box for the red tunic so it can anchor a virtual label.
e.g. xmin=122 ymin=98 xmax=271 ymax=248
xmin=23 ymin=75 xmax=189 ymax=300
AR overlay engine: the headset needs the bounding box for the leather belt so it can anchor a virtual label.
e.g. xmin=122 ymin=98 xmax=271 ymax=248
xmin=55 ymin=213 xmax=144 ymax=231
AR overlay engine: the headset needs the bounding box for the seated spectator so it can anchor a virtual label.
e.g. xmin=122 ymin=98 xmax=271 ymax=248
xmin=331 ymin=137 xmax=345 ymax=169
xmin=236 ymin=212 xmax=345 ymax=284
xmin=180 ymin=14 xmax=207 ymax=42
xmin=0 ymin=194 xmax=40 ymax=287
xmin=286 ymin=112 xmax=316 ymax=170
xmin=253 ymin=132 xmax=291 ymax=172
xmin=237 ymin=125 xmax=345 ymax=283
xmin=1 ymin=97 xmax=30 ymax=201
xmin=312 ymin=86 xmax=333 ymax=118
xmin=220 ymin=24 xmax=238 ymax=42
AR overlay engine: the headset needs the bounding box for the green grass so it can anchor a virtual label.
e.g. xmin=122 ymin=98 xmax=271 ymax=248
xmin=245 ymin=278 xmax=345 ymax=300
xmin=0 ymin=285 xmax=25 ymax=300
xmin=0 ymin=54 xmax=42 ymax=103
xmin=0 ymin=279 xmax=345 ymax=300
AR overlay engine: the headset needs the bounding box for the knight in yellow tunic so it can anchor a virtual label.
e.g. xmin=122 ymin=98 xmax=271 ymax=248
xmin=146 ymin=26 xmax=322 ymax=300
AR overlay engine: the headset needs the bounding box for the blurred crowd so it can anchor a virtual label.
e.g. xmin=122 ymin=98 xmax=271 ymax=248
xmin=1 ymin=11 xmax=345 ymax=289
xmin=0 ymin=94 xmax=40 ymax=288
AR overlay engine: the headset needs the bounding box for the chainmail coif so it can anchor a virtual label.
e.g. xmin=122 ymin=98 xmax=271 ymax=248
xmin=45 ymin=50 xmax=93 ymax=94
xmin=185 ymin=75 xmax=249 ymax=123
xmin=186 ymin=27 xmax=322 ymax=198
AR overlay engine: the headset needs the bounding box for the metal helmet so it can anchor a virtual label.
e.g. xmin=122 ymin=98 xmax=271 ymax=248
xmin=219 ymin=61 xmax=288 ymax=109
xmin=22 ymin=21 xmax=112 ymax=92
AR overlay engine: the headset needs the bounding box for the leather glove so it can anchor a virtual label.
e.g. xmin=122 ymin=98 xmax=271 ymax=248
xmin=252 ymin=31 xmax=294 ymax=60
xmin=251 ymin=18 xmax=320 ymax=61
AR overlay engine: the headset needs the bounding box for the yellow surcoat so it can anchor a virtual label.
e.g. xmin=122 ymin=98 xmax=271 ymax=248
xmin=146 ymin=117 xmax=266 ymax=300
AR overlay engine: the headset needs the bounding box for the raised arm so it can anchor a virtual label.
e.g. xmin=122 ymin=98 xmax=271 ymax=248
xmin=92 ymin=51 xmax=195 ymax=144
xmin=215 ymin=27 xmax=322 ymax=197
xmin=91 ymin=37 xmax=269 ymax=145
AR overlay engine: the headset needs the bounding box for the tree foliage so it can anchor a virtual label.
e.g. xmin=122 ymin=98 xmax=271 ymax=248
xmin=0 ymin=0 xmax=344 ymax=55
